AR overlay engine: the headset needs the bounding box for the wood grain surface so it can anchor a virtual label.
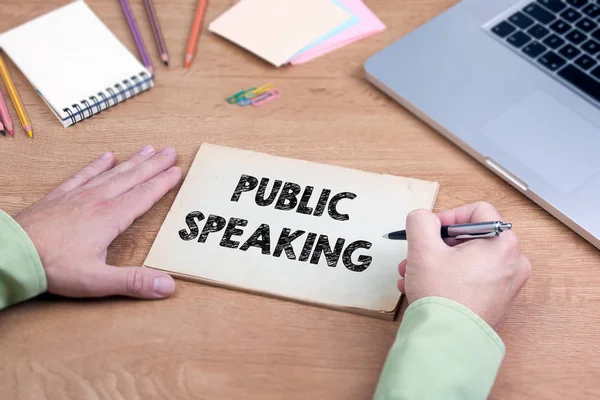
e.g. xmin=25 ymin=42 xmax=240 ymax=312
xmin=1 ymin=0 xmax=600 ymax=399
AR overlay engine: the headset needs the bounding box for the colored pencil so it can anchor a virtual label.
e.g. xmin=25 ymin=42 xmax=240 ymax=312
xmin=185 ymin=0 xmax=208 ymax=68
xmin=0 ymin=120 xmax=5 ymax=136
xmin=143 ymin=0 xmax=169 ymax=67
xmin=0 ymin=53 xmax=31 ymax=137
xmin=119 ymin=0 xmax=154 ymax=74
xmin=0 ymin=87 xmax=13 ymax=136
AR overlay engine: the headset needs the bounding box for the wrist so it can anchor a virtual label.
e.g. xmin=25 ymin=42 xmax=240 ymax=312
xmin=0 ymin=210 xmax=47 ymax=307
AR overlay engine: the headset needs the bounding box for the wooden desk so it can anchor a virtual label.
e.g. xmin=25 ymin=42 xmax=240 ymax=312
xmin=1 ymin=0 xmax=600 ymax=398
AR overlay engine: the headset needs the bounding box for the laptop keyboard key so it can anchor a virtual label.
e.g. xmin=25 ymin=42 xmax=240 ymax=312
xmin=492 ymin=21 xmax=517 ymax=38
xmin=583 ymin=4 xmax=600 ymax=18
xmin=575 ymin=54 xmax=597 ymax=70
xmin=592 ymin=65 xmax=600 ymax=80
xmin=523 ymin=41 xmax=548 ymax=57
xmin=582 ymin=39 xmax=600 ymax=54
xmin=561 ymin=8 xmax=583 ymax=23
xmin=550 ymin=19 xmax=572 ymax=34
xmin=576 ymin=18 xmax=598 ymax=32
xmin=559 ymin=43 xmax=582 ymax=59
xmin=565 ymin=0 xmax=587 ymax=8
xmin=559 ymin=65 xmax=600 ymax=102
xmin=565 ymin=29 xmax=587 ymax=44
xmin=524 ymin=3 xmax=557 ymax=24
xmin=510 ymin=12 xmax=535 ymax=29
xmin=538 ymin=0 xmax=567 ymax=12
xmin=528 ymin=24 xmax=551 ymax=39
xmin=592 ymin=28 xmax=600 ymax=41
xmin=543 ymin=33 xmax=566 ymax=48
xmin=538 ymin=51 xmax=568 ymax=70
xmin=507 ymin=31 xmax=533 ymax=48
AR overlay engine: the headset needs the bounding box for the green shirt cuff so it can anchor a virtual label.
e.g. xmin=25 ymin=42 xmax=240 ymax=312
xmin=0 ymin=210 xmax=47 ymax=309
xmin=406 ymin=296 xmax=505 ymax=354
xmin=374 ymin=296 xmax=505 ymax=400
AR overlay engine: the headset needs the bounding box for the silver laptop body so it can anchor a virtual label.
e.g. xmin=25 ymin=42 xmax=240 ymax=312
xmin=365 ymin=0 xmax=600 ymax=250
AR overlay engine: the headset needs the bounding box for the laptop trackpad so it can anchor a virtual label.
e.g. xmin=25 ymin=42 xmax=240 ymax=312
xmin=481 ymin=91 xmax=600 ymax=194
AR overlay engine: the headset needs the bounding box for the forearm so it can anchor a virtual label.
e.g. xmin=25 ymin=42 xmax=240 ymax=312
xmin=0 ymin=210 xmax=46 ymax=309
xmin=374 ymin=297 xmax=505 ymax=400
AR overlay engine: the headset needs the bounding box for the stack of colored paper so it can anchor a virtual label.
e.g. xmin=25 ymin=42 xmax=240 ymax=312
xmin=208 ymin=0 xmax=385 ymax=67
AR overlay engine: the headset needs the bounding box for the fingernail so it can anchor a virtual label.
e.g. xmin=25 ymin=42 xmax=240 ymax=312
xmin=139 ymin=145 xmax=155 ymax=156
xmin=153 ymin=276 xmax=175 ymax=297
xmin=160 ymin=146 xmax=175 ymax=155
xmin=167 ymin=166 xmax=180 ymax=173
xmin=101 ymin=151 xmax=113 ymax=160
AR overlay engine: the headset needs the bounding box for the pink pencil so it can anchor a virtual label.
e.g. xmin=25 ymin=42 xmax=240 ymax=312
xmin=0 ymin=89 xmax=13 ymax=136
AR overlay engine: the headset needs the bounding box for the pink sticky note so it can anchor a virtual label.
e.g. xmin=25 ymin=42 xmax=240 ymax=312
xmin=289 ymin=0 xmax=385 ymax=65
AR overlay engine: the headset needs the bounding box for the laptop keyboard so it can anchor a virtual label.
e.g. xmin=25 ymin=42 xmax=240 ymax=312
xmin=490 ymin=0 xmax=600 ymax=105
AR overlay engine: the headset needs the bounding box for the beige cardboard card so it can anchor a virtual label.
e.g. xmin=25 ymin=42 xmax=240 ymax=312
xmin=208 ymin=0 xmax=351 ymax=67
xmin=144 ymin=144 xmax=439 ymax=319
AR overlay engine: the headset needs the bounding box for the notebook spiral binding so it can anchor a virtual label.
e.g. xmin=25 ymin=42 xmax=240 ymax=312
xmin=62 ymin=71 xmax=152 ymax=125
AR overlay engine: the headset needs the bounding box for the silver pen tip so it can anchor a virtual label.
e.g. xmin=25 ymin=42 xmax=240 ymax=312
xmin=499 ymin=222 xmax=512 ymax=231
xmin=382 ymin=234 xmax=389 ymax=239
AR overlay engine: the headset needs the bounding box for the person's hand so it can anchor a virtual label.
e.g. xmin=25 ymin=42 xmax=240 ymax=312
xmin=14 ymin=145 xmax=182 ymax=300
xmin=397 ymin=202 xmax=531 ymax=330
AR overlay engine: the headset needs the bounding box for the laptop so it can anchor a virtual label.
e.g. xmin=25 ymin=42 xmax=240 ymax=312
xmin=365 ymin=0 xmax=600 ymax=250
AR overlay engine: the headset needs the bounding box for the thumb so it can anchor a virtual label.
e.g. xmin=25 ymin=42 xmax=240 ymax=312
xmin=89 ymin=264 xmax=176 ymax=299
xmin=406 ymin=209 xmax=444 ymax=250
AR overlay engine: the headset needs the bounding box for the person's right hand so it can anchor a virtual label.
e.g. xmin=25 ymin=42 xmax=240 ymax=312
xmin=397 ymin=202 xmax=531 ymax=331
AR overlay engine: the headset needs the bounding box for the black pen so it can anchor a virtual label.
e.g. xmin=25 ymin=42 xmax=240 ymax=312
xmin=383 ymin=221 xmax=513 ymax=240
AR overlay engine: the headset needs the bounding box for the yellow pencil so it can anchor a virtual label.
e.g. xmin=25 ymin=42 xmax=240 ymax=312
xmin=0 ymin=53 xmax=32 ymax=137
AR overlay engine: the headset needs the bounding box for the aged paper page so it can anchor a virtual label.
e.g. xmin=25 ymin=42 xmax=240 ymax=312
xmin=144 ymin=144 xmax=439 ymax=314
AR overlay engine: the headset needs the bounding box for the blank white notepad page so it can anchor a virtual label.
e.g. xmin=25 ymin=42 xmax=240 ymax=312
xmin=0 ymin=0 xmax=150 ymax=125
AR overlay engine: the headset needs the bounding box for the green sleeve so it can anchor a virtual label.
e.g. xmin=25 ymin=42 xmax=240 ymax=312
xmin=374 ymin=297 xmax=505 ymax=400
xmin=0 ymin=210 xmax=47 ymax=309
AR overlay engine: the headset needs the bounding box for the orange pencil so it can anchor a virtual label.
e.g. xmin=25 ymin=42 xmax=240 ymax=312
xmin=185 ymin=0 xmax=208 ymax=68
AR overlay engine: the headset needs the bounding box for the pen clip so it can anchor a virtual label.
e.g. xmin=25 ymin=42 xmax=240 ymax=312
xmin=454 ymin=232 xmax=499 ymax=240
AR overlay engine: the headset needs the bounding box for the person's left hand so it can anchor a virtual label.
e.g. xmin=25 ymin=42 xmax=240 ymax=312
xmin=15 ymin=145 xmax=182 ymax=300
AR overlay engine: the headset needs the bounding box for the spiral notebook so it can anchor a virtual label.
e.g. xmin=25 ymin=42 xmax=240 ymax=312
xmin=0 ymin=0 xmax=153 ymax=127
